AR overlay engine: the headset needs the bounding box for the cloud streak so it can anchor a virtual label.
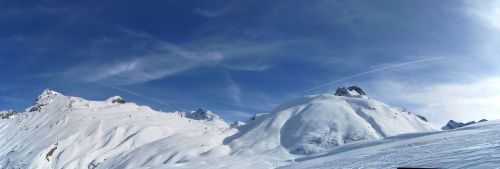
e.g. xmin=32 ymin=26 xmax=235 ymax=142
xmin=67 ymin=29 xmax=292 ymax=85
xmin=223 ymin=72 xmax=242 ymax=103
xmin=294 ymin=57 xmax=444 ymax=96
xmin=97 ymin=83 xmax=169 ymax=107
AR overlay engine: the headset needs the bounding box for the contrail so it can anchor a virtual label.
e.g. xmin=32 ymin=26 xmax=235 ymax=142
xmin=97 ymin=83 xmax=169 ymax=106
xmin=294 ymin=57 xmax=444 ymax=96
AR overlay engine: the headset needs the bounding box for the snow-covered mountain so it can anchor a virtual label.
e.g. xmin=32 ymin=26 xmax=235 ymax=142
xmin=227 ymin=88 xmax=437 ymax=156
xmin=0 ymin=109 xmax=18 ymax=119
xmin=442 ymin=119 xmax=488 ymax=130
xmin=285 ymin=120 xmax=500 ymax=169
xmin=0 ymin=89 xmax=234 ymax=168
xmin=3 ymin=87 xmax=490 ymax=169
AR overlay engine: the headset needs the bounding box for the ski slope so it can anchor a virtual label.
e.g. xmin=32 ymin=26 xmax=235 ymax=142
xmin=284 ymin=120 xmax=500 ymax=169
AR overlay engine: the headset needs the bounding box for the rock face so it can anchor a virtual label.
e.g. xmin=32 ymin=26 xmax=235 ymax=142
xmin=0 ymin=109 xmax=18 ymax=119
xmin=106 ymin=96 xmax=126 ymax=104
xmin=26 ymin=89 xmax=61 ymax=112
xmin=441 ymin=120 xmax=466 ymax=130
xmin=178 ymin=108 xmax=229 ymax=128
xmin=184 ymin=108 xmax=218 ymax=121
xmin=442 ymin=119 xmax=488 ymax=130
xmin=230 ymin=121 xmax=246 ymax=128
xmin=334 ymin=86 xmax=368 ymax=98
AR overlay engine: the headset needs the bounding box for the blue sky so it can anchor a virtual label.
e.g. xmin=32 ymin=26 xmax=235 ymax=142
xmin=1 ymin=0 xmax=499 ymax=125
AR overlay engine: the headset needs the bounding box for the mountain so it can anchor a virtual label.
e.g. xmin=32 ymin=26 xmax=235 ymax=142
xmin=0 ymin=109 xmax=19 ymax=119
xmin=334 ymin=86 xmax=368 ymax=98
xmin=442 ymin=119 xmax=488 ymax=130
xmin=0 ymin=89 xmax=234 ymax=169
xmin=285 ymin=119 xmax=500 ymax=169
xmin=226 ymin=87 xmax=438 ymax=156
xmin=0 ymin=87 xmax=462 ymax=169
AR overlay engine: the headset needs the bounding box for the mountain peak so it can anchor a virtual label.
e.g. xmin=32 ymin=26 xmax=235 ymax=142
xmin=41 ymin=88 xmax=61 ymax=96
xmin=26 ymin=88 xmax=62 ymax=112
xmin=334 ymin=86 xmax=368 ymax=98
xmin=107 ymin=96 xmax=126 ymax=104
xmin=186 ymin=108 xmax=220 ymax=121
xmin=442 ymin=119 xmax=488 ymax=130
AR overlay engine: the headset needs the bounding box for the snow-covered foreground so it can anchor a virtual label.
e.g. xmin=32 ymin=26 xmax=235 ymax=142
xmin=1 ymin=87 xmax=496 ymax=169
xmin=284 ymin=120 xmax=500 ymax=169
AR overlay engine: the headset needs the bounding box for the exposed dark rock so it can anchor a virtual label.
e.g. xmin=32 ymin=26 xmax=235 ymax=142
xmin=0 ymin=109 xmax=18 ymax=119
xmin=442 ymin=120 xmax=465 ymax=130
xmin=112 ymin=98 xmax=126 ymax=104
xmin=182 ymin=108 xmax=221 ymax=121
xmin=416 ymin=115 xmax=428 ymax=122
xmin=464 ymin=121 xmax=476 ymax=126
xmin=230 ymin=121 xmax=246 ymax=128
xmin=442 ymin=119 xmax=488 ymax=130
xmin=27 ymin=89 xmax=60 ymax=112
xmin=334 ymin=86 xmax=368 ymax=98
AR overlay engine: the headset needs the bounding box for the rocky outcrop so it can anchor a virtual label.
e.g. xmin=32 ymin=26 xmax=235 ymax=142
xmin=0 ymin=109 xmax=19 ymax=119
xmin=107 ymin=96 xmax=126 ymax=104
xmin=442 ymin=119 xmax=488 ymax=130
xmin=334 ymin=86 xmax=368 ymax=98
xmin=26 ymin=89 xmax=61 ymax=112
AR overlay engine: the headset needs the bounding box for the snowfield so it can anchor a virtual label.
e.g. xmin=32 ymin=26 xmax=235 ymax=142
xmin=0 ymin=88 xmax=498 ymax=169
xmin=285 ymin=120 xmax=500 ymax=169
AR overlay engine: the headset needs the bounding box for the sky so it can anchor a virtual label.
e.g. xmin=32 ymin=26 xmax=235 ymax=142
xmin=1 ymin=0 xmax=499 ymax=125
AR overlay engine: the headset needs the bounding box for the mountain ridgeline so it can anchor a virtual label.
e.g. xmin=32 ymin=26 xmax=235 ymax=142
xmin=0 ymin=86 xmax=438 ymax=168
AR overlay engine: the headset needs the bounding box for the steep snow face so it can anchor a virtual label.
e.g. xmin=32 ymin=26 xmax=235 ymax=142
xmin=227 ymin=94 xmax=438 ymax=155
xmin=0 ymin=89 xmax=234 ymax=169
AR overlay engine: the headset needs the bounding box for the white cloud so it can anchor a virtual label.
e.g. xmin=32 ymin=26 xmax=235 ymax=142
xmin=465 ymin=0 xmax=500 ymax=30
xmin=220 ymin=63 xmax=270 ymax=71
xmin=223 ymin=72 xmax=242 ymax=103
xmin=68 ymin=28 xmax=294 ymax=85
xmin=369 ymin=77 xmax=500 ymax=126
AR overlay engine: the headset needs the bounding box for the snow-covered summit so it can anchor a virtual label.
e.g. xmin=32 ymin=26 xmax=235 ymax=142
xmin=1 ymin=89 xmax=234 ymax=168
xmin=228 ymin=93 xmax=438 ymax=155
xmin=26 ymin=88 xmax=62 ymax=112
xmin=106 ymin=96 xmax=126 ymax=104
xmin=178 ymin=108 xmax=229 ymax=128
xmin=0 ymin=87 xmax=451 ymax=168
xmin=334 ymin=86 xmax=368 ymax=98
xmin=442 ymin=119 xmax=488 ymax=130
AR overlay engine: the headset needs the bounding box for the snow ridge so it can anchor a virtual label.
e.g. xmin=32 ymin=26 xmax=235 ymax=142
xmin=26 ymin=89 xmax=61 ymax=112
xmin=0 ymin=87 xmax=444 ymax=168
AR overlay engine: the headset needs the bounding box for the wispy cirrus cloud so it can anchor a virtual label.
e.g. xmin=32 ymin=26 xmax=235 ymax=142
xmin=66 ymin=28 xmax=296 ymax=85
xmin=223 ymin=72 xmax=242 ymax=103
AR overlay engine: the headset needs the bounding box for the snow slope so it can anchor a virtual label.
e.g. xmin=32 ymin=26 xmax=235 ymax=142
xmin=0 ymin=89 xmax=234 ymax=169
xmin=227 ymin=93 xmax=437 ymax=156
xmin=4 ymin=87 xmax=491 ymax=169
xmin=284 ymin=120 xmax=500 ymax=169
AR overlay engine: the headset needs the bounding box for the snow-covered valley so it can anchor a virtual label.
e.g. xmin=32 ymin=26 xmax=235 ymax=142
xmin=1 ymin=87 xmax=498 ymax=169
